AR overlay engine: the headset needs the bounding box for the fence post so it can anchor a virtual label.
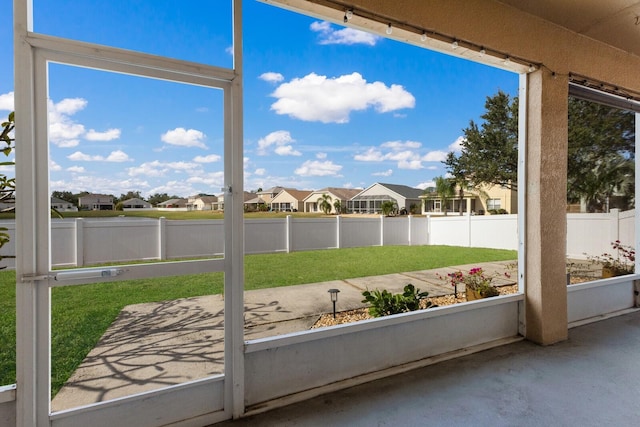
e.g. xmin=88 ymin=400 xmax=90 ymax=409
xmin=286 ymin=215 xmax=292 ymax=253
xmin=380 ymin=215 xmax=384 ymax=246
xmin=75 ymin=218 xmax=84 ymax=267
xmin=336 ymin=215 xmax=342 ymax=249
xmin=407 ymin=215 xmax=412 ymax=246
xmin=158 ymin=217 xmax=166 ymax=260
xmin=467 ymin=211 xmax=472 ymax=247
xmin=610 ymin=208 xmax=620 ymax=243
xmin=426 ymin=214 xmax=431 ymax=245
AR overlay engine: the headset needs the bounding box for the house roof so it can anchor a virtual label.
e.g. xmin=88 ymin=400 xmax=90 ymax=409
xmin=51 ymin=197 xmax=72 ymax=204
xmin=195 ymin=196 xmax=218 ymax=203
xmin=121 ymin=197 xmax=150 ymax=205
xmin=258 ymin=186 xmax=285 ymax=195
xmin=244 ymin=197 xmax=266 ymax=204
xmin=79 ymin=193 xmax=113 ymax=199
xmin=353 ymin=183 xmax=423 ymax=200
xmin=309 ymin=187 xmax=361 ymax=201
xmin=158 ymin=198 xmax=187 ymax=206
xmin=272 ymin=189 xmax=312 ymax=202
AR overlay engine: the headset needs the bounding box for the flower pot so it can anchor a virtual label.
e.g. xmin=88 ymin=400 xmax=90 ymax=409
xmin=465 ymin=288 xmax=483 ymax=301
xmin=601 ymin=266 xmax=619 ymax=278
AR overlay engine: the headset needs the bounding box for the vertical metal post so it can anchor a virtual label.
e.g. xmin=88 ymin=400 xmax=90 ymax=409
xmin=224 ymin=0 xmax=245 ymax=419
xmin=517 ymin=72 xmax=528 ymax=336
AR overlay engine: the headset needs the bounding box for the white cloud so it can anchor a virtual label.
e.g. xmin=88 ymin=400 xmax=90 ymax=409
xmin=49 ymin=98 xmax=87 ymax=147
xmin=257 ymin=130 xmax=301 ymax=156
xmin=254 ymin=168 xmax=266 ymax=176
xmin=294 ymin=160 xmax=343 ymax=177
xmin=161 ymin=127 xmax=207 ymax=149
xmin=127 ymin=160 xmax=201 ymax=177
xmin=85 ymin=128 xmax=121 ymax=141
xmin=55 ymin=98 xmax=87 ymax=115
xmin=50 ymin=160 xmax=62 ymax=172
xmin=274 ymin=145 xmax=302 ymax=156
xmin=310 ymin=21 xmax=380 ymax=46
xmin=106 ymin=150 xmax=132 ymax=162
xmin=270 ymin=72 xmax=415 ymax=123
xmin=0 ymin=92 xmax=14 ymax=111
xmin=193 ymin=154 xmax=221 ymax=163
xmin=381 ymin=140 xmax=421 ymax=150
xmin=259 ymin=72 xmax=284 ymax=83
xmin=355 ymin=139 xmax=448 ymax=170
xmin=316 ymin=152 xmax=327 ymax=159
xmin=422 ymin=150 xmax=448 ymax=162
xmin=373 ymin=169 xmax=393 ymax=177
xmin=67 ymin=150 xmax=132 ymax=162
xmin=128 ymin=161 xmax=168 ymax=177
xmin=415 ymin=181 xmax=435 ymax=190
xmin=354 ymin=148 xmax=385 ymax=162
xmin=398 ymin=159 xmax=424 ymax=170
xmin=449 ymin=136 xmax=466 ymax=152
xmin=66 ymin=166 xmax=86 ymax=173
xmin=67 ymin=151 xmax=102 ymax=161
xmin=186 ymin=171 xmax=225 ymax=187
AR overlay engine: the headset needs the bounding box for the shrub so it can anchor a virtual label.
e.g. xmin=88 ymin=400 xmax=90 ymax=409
xmin=362 ymin=284 xmax=433 ymax=317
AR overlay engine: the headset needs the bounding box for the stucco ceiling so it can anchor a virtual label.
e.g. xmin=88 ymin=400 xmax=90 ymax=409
xmin=497 ymin=0 xmax=640 ymax=56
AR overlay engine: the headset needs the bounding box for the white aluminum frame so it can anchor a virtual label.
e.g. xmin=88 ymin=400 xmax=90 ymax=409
xmin=13 ymin=0 xmax=244 ymax=425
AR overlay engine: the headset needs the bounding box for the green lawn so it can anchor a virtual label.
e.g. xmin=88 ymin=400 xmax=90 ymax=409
xmin=0 ymin=245 xmax=516 ymax=395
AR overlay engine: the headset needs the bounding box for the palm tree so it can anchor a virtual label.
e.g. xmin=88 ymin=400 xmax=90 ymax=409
xmin=381 ymin=200 xmax=396 ymax=216
xmin=317 ymin=193 xmax=333 ymax=215
xmin=333 ymin=199 xmax=343 ymax=214
xmin=434 ymin=176 xmax=455 ymax=216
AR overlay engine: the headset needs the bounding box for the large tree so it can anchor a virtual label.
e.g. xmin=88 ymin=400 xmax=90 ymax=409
xmin=445 ymin=91 xmax=519 ymax=191
xmin=445 ymin=91 xmax=635 ymax=212
xmin=567 ymin=98 xmax=635 ymax=211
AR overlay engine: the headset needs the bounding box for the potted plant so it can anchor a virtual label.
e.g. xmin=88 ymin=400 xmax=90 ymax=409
xmin=586 ymin=241 xmax=635 ymax=278
xmin=442 ymin=267 xmax=500 ymax=301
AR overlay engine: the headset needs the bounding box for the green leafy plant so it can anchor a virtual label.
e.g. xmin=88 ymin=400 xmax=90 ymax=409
xmin=362 ymin=284 xmax=433 ymax=317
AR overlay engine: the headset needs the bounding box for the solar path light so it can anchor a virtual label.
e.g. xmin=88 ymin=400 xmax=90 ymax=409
xmin=328 ymin=288 xmax=340 ymax=319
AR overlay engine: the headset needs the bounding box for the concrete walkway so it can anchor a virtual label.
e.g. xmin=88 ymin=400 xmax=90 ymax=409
xmin=51 ymin=261 xmax=517 ymax=411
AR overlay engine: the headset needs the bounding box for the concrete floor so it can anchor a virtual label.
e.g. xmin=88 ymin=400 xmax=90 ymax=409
xmin=213 ymin=310 xmax=640 ymax=427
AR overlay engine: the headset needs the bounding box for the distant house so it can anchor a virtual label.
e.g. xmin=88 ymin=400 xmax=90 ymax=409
xmin=347 ymin=183 xmax=423 ymax=214
xmin=51 ymin=197 xmax=78 ymax=212
xmin=186 ymin=195 xmax=218 ymax=211
xmin=121 ymin=197 xmax=152 ymax=209
xmin=157 ymin=198 xmax=187 ymax=208
xmin=78 ymin=194 xmax=114 ymax=211
xmin=270 ymin=189 xmax=312 ymax=212
xmin=303 ymin=188 xmax=361 ymax=214
xmin=244 ymin=187 xmax=284 ymax=211
xmin=422 ymin=184 xmax=517 ymax=215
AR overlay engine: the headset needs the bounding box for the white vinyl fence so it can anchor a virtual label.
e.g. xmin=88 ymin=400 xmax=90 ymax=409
xmin=0 ymin=210 xmax=634 ymax=269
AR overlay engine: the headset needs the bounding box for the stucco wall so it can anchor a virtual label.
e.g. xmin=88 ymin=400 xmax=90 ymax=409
xmin=344 ymin=0 xmax=640 ymax=92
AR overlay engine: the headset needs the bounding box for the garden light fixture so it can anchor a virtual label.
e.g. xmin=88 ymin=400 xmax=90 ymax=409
xmin=328 ymin=288 xmax=340 ymax=318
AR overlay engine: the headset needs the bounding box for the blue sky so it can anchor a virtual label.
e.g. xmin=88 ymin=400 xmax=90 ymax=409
xmin=0 ymin=0 xmax=518 ymax=198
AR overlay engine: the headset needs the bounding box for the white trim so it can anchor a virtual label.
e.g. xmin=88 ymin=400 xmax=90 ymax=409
xmin=26 ymin=32 xmax=235 ymax=86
